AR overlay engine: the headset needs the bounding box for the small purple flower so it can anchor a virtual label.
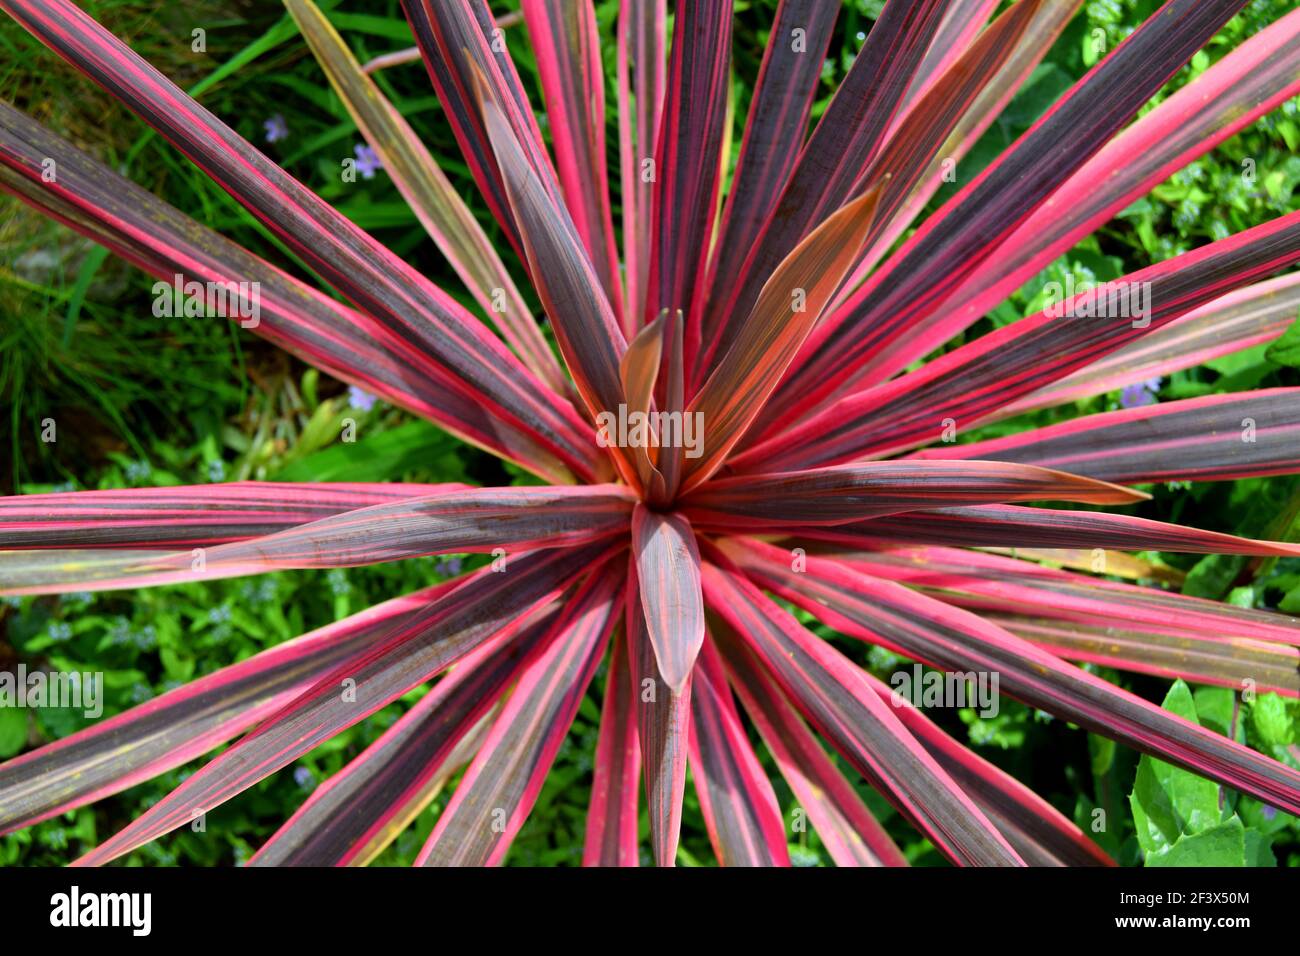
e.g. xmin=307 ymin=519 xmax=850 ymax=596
xmin=263 ymin=113 xmax=288 ymax=144
xmin=293 ymin=766 xmax=314 ymax=789
xmin=1261 ymin=805 xmax=1277 ymax=821
xmin=436 ymin=556 xmax=464 ymax=577
xmin=354 ymin=143 xmax=382 ymax=180
xmin=1120 ymin=377 xmax=1161 ymax=409
xmin=347 ymin=384 xmax=377 ymax=411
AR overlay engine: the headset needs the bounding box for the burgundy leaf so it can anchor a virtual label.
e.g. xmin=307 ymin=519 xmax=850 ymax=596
xmin=0 ymin=579 xmax=460 ymax=836
xmin=73 ymin=545 xmax=613 ymax=865
xmin=416 ymin=566 xmax=621 ymax=865
xmin=730 ymin=540 xmax=1300 ymax=816
xmin=250 ymin=612 xmax=557 ymax=866
xmin=914 ymin=389 xmax=1300 ymax=484
xmin=715 ymin=630 xmax=909 ymax=866
xmin=701 ymin=547 xmax=1024 ymax=866
xmin=522 ymin=0 xmax=623 ymax=312
xmin=688 ymin=637 xmax=791 ymax=866
xmin=626 ymin=561 xmax=692 ymax=866
xmin=583 ymin=633 xmax=641 ymax=866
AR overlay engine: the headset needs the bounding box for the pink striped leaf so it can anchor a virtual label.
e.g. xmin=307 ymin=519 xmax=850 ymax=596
xmin=72 ymin=545 xmax=610 ymax=866
xmin=0 ymin=485 xmax=634 ymax=595
xmin=999 ymin=273 xmax=1300 ymax=421
xmin=416 ymin=566 xmax=621 ymax=866
xmin=699 ymin=0 xmax=951 ymax=376
xmin=655 ymin=309 xmax=688 ymax=501
xmin=972 ymin=548 xmax=1185 ymax=586
xmin=766 ymin=0 xmax=1259 ymax=421
xmin=838 ymin=0 xmax=1074 ymax=300
xmin=626 ymin=561 xmax=692 ymax=866
xmin=0 ymin=482 xmax=454 ymax=549
xmin=647 ymin=0 xmax=731 ymax=354
xmin=804 ymin=542 xmax=1300 ymax=648
xmin=715 ymin=628 xmax=908 ymax=866
xmin=842 ymin=4 xmax=1300 ymax=389
xmin=688 ymin=637 xmax=791 ymax=866
xmin=701 ymin=0 xmax=841 ymax=355
xmin=992 ymin=616 xmax=1300 ymax=700
xmin=897 ymin=0 xmax=1001 ymax=110
xmin=855 ymin=669 xmax=1113 ymax=866
xmin=914 ymin=389 xmax=1300 ymax=484
xmin=249 ymin=611 xmax=558 ymax=866
xmin=583 ymin=634 xmax=641 ymax=866
xmin=399 ymin=0 xmax=564 ymax=262
xmin=728 ymin=540 xmax=1300 ymax=818
xmin=0 ymin=104 xmax=584 ymax=481
xmin=630 ymin=504 xmax=705 ymax=691
xmin=825 ymin=0 xmax=1080 ymax=319
xmin=737 ymin=210 xmax=1300 ymax=470
xmin=522 ymin=0 xmax=623 ymax=312
xmin=683 ymin=461 xmax=1146 ymax=531
xmin=285 ymin=0 xmax=567 ymax=393
xmin=0 ymin=0 xmax=598 ymax=480
xmin=700 ymin=548 xmax=1024 ymax=866
xmin=476 ymin=80 xmax=633 ymax=466
xmin=682 ymin=186 xmax=883 ymax=492
xmin=0 ymin=579 xmax=460 ymax=836
xmin=796 ymin=504 xmax=1300 ymax=557
xmin=720 ymin=610 xmax=1106 ymax=865
xmin=616 ymin=0 xmax=666 ymax=329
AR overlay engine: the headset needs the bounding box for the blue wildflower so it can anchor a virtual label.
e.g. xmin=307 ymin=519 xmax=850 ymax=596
xmin=354 ymin=143 xmax=382 ymax=180
xmin=1120 ymin=376 xmax=1161 ymax=409
xmin=347 ymin=384 xmax=377 ymax=411
xmin=264 ymin=113 xmax=288 ymax=144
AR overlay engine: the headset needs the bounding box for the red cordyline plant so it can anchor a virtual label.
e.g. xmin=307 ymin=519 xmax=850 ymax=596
xmin=1 ymin=0 xmax=1300 ymax=868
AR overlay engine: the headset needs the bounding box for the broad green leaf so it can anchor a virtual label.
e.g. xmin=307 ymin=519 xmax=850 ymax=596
xmin=0 ymin=709 xmax=27 ymax=759
xmin=1244 ymin=827 xmax=1278 ymax=867
xmin=1129 ymin=680 xmax=1278 ymax=867
xmin=1250 ymin=694 xmax=1294 ymax=750
xmin=1190 ymin=686 xmax=1239 ymax=741
xmin=1146 ymin=817 xmax=1246 ymax=867
xmin=272 ymin=420 xmax=465 ymax=483
xmin=1128 ymin=683 xmax=1221 ymax=856
xmin=1264 ymin=313 xmax=1300 ymax=368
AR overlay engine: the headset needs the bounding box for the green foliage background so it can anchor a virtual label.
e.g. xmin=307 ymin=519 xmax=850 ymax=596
xmin=0 ymin=0 xmax=1298 ymax=866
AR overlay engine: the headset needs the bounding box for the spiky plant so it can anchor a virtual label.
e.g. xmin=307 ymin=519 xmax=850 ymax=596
xmin=1 ymin=0 xmax=1299 ymax=867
